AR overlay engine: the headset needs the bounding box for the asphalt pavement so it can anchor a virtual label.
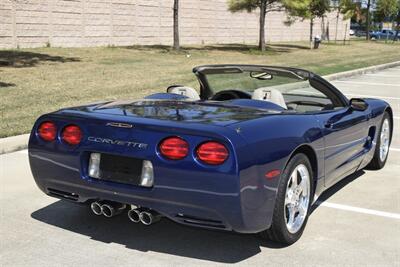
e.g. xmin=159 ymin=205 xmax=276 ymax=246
xmin=1 ymin=67 xmax=399 ymax=266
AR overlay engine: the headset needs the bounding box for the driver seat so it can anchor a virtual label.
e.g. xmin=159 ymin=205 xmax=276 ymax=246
xmin=252 ymin=88 xmax=287 ymax=109
xmin=167 ymin=85 xmax=200 ymax=100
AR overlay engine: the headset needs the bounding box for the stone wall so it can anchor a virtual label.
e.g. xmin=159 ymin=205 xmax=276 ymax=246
xmin=0 ymin=0 xmax=350 ymax=49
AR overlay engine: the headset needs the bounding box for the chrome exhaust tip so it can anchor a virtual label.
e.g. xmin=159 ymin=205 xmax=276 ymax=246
xmin=127 ymin=208 xmax=141 ymax=223
xmin=101 ymin=202 xmax=127 ymax=218
xmin=101 ymin=204 xmax=115 ymax=218
xmin=90 ymin=201 xmax=103 ymax=216
xmin=139 ymin=210 xmax=161 ymax=225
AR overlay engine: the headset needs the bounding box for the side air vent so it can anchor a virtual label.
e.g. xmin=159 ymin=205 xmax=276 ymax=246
xmin=365 ymin=126 xmax=376 ymax=148
xmin=176 ymin=214 xmax=226 ymax=229
xmin=48 ymin=188 xmax=79 ymax=201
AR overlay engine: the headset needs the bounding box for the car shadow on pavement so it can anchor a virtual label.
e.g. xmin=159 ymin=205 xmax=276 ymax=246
xmin=30 ymin=170 xmax=366 ymax=263
xmin=31 ymin=200 xmax=285 ymax=263
xmin=310 ymin=170 xmax=365 ymax=214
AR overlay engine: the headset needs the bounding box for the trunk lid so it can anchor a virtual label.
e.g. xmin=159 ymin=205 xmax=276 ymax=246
xmin=55 ymin=99 xmax=279 ymax=127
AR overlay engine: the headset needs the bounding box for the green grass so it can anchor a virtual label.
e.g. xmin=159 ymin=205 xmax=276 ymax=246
xmin=1 ymin=40 xmax=399 ymax=137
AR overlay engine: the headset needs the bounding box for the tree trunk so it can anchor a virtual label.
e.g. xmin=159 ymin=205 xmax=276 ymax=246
xmin=326 ymin=21 xmax=330 ymax=42
xmin=335 ymin=11 xmax=339 ymax=43
xmin=366 ymin=0 xmax=371 ymax=41
xmin=259 ymin=0 xmax=266 ymax=51
xmin=310 ymin=18 xmax=314 ymax=49
xmin=394 ymin=21 xmax=399 ymax=43
xmin=394 ymin=13 xmax=400 ymax=43
xmin=173 ymin=0 xmax=179 ymax=50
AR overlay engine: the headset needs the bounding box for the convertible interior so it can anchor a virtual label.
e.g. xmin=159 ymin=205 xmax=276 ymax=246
xmin=167 ymin=66 xmax=347 ymax=113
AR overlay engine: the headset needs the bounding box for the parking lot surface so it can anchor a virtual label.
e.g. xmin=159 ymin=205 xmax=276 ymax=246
xmin=1 ymin=67 xmax=399 ymax=266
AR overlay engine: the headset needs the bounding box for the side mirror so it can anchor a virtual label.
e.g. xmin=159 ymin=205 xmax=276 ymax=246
xmin=350 ymin=98 xmax=368 ymax=111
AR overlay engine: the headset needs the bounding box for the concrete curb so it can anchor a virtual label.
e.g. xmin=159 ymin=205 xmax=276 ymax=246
xmin=323 ymin=61 xmax=400 ymax=81
xmin=0 ymin=134 xmax=30 ymax=155
xmin=1 ymin=60 xmax=399 ymax=155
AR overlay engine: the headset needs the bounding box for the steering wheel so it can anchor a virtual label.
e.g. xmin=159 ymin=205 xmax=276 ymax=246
xmin=211 ymin=90 xmax=251 ymax=101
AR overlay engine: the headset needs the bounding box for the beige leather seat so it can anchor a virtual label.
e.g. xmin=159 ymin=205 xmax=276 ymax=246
xmin=252 ymin=88 xmax=287 ymax=109
xmin=167 ymin=86 xmax=200 ymax=100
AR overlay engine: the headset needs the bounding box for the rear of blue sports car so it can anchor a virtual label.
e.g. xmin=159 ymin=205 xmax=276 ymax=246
xmin=28 ymin=100 xmax=282 ymax=233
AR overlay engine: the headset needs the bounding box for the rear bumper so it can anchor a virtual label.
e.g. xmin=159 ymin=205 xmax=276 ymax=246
xmin=29 ymin=148 xmax=277 ymax=233
xmin=41 ymin=177 xmax=234 ymax=230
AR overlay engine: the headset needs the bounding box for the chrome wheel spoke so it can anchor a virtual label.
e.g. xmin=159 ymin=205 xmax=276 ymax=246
xmin=298 ymin=200 xmax=307 ymax=216
xmin=298 ymin=179 xmax=308 ymax=196
xmin=290 ymin=170 xmax=298 ymax=189
xmin=285 ymin=195 xmax=291 ymax=206
xmin=287 ymin=205 xmax=296 ymax=226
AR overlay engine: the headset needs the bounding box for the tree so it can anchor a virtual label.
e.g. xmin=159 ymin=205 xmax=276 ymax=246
xmin=349 ymin=1 xmax=376 ymax=39
xmin=395 ymin=1 xmax=400 ymax=41
xmin=365 ymin=0 xmax=373 ymax=40
xmin=332 ymin=0 xmax=357 ymax=42
xmin=285 ymin=0 xmax=331 ymax=48
xmin=376 ymin=0 xmax=399 ymax=42
xmin=173 ymin=0 xmax=180 ymax=50
xmin=373 ymin=0 xmax=399 ymax=34
xmin=375 ymin=0 xmax=399 ymax=40
xmin=227 ymin=0 xmax=287 ymax=51
xmin=376 ymin=0 xmax=398 ymax=20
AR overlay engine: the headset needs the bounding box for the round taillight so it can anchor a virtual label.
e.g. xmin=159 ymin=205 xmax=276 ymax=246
xmin=196 ymin=141 xmax=228 ymax=165
xmin=38 ymin=121 xmax=57 ymax=142
xmin=62 ymin=125 xmax=82 ymax=145
xmin=159 ymin=137 xmax=189 ymax=160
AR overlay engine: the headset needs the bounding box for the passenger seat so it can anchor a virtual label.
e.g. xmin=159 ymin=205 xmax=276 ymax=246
xmin=252 ymin=88 xmax=287 ymax=109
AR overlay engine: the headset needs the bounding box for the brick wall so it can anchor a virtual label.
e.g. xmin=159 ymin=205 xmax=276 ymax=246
xmin=0 ymin=0 xmax=350 ymax=49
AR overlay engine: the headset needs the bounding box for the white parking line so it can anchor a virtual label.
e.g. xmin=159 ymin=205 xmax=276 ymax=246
xmin=316 ymin=201 xmax=400 ymax=220
xmin=390 ymin=147 xmax=400 ymax=152
xmin=365 ymin=74 xmax=400 ymax=78
xmin=343 ymin=93 xmax=400 ymax=100
xmin=291 ymin=90 xmax=400 ymax=100
xmin=335 ymin=81 xmax=400 ymax=87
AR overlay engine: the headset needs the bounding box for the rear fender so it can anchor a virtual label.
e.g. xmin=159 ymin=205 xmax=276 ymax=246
xmin=228 ymin=114 xmax=324 ymax=231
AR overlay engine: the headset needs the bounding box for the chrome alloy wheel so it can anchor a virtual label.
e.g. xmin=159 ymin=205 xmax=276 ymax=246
xmin=284 ymin=164 xmax=310 ymax=234
xmin=379 ymin=118 xmax=390 ymax=162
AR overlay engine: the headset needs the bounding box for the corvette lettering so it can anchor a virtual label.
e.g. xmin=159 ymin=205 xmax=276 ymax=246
xmin=87 ymin=136 xmax=148 ymax=149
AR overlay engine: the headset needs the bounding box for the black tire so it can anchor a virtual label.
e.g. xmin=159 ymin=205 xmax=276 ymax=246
xmin=367 ymin=111 xmax=392 ymax=170
xmin=260 ymin=153 xmax=313 ymax=245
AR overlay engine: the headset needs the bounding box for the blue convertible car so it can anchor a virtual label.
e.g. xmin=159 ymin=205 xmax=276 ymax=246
xmin=29 ymin=65 xmax=393 ymax=244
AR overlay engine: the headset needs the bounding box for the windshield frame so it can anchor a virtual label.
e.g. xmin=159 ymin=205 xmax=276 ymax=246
xmin=193 ymin=64 xmax=349 ymax=108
